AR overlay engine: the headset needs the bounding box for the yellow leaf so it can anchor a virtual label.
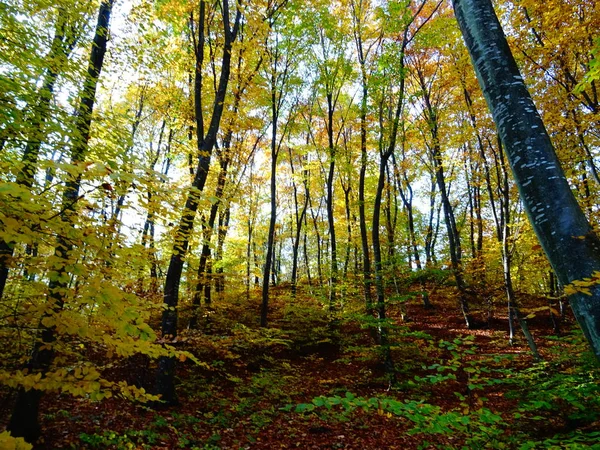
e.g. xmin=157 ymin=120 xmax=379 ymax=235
xmin=0 ymin=431 xmax=33 ymax=450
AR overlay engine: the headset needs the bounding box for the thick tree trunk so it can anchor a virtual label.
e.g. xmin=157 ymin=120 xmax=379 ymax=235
xmin=8 ymin=1 xmax=114 ymax=441
xmin=454 ymin=0 xmax=600 ymax=358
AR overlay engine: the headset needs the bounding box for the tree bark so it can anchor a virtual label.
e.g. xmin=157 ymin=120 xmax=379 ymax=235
xmin=215 ymin=205 xmax=230 ymax=295
xmin=261 ymin=111 xmax=278 ymax=326
xmin=189 ymin=139 xmax=231 ymax=328
xmin=352 ymin=2 xmax=373 ymax=313
xmin=289 ymin=147 xmax=309 ymax=296
xmin=156 ymin=0 xmax=241 ymax=404
xmin=418 ymin=67 xmax=472 ymax=328
xmin=454 ymin=0 xmax=600 ymax=358
xmin=0 ymin=13 xmax=76 ymax=301
xmin=8 ymin=1 xmax=114 ymax=441
xmin=325 ymin=92 xmax=339 ymax=311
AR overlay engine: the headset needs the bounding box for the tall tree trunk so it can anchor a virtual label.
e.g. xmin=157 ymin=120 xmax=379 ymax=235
xmin=342 ymin=180 xmax=352 ymax=278
xmin=418 ymin=68 xmax=472 ymax=328
xmin=246 ymin=169 xmax=256 ymax=299
xmin=189 ymin=44 xmax=259 ymax=321
xmin=464 ymin=145 xmax=484 ymax=284
xmin=497 ymin=139 xmax=541 ymax=360
xmin=260 ymin=16 xmax=296 ymax=326
xmin=371 ymin=27 xmax=412 ymax=378
xmin=424 ymin=176 xmax=437 ymax=267
xmin=8 ymin=1 xmax=114 ymax=441
xmin=358 ymin=87 xmax=373 ymax=312
xmin=215 ymin=205 xmax=230 ymax=295
xmin=454 ymin=0 xmax=600 ymax=358
xmin=303 ymin=213 xmax=313 ymax=288
xmin=372 ymin=155 xmax=394 ymax=377
xmin=431 ymin=140 xmax=472 ymax=328
xmin=393 ymin=152 xmax=431 ymax=308
xmin=309 ymin=196 xmax=324 ymax=287
xmin=357 ymin=45 xmax=373 ymax=313
xmin=246 ymin=219 xmax=253 ymax=299
xmin=156 ymin=0 xmax=241 ymax=404
xmin=261 ymin=113 xmax=278 ymax=326
xmin=0 ymin=13 xmax=76 ymax=301
xmin=325 ymin=92 xmax=338 ymax=311
xmin=289 ymin=148 xmax=309 ymax=297
xmin=253 ymin=241 xmax=260 ymax=286
xmin=384 ymin=168 xmax=396 ymax=261
xmin=140 ymin=131 xmax=171 ymax=294
xmin=189 ymin=143 xmax=231 ymax=328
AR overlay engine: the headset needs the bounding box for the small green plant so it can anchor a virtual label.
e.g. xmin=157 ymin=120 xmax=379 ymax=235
xmin=286 ymin=391 xmax=507 ymax=447
xmin=501 ymin=330 xmax=600 ymax=434
xmin=232 ymin=367 xmax=297 ymax=433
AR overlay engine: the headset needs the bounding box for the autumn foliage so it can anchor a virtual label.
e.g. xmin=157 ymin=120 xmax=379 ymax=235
xmin=0 ymin=0 xmax=599 ymax=448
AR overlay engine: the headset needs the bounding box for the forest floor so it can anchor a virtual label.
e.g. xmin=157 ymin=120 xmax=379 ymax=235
xmin=2 ymin=279 xmax=600 ymax=449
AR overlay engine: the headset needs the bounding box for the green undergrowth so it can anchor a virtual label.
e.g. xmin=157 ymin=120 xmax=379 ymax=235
xmin=286 ymin=331 xmax=600 ymax=449
xmin=37 ymin=290 xmax=600 ymax=449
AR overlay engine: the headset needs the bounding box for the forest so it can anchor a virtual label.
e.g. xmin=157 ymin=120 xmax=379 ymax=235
xmin=1 ymin=0 xmax=600 ymax=448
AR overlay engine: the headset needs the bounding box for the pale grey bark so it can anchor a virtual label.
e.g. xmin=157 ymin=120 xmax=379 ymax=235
xmin=454 ymin=0 xmax=600 ymax=358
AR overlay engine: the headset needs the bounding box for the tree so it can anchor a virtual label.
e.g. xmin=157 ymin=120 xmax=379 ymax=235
xmin=7 ymin=0 xmax=115 ymax=441
xmin=308 ymin=1 xmax=353 ymax=310
xmin=350 ymin=0 xmax=380 ymax=313
xmin=156 ymin=0 xmax=242 ymax=405
xmin=0 ymin=6 xmax=78 ymax=301
xmin=453 ymin=0 xmax=600 ymax=358
xmin=261 ymin=0 xmax=300 ymax=327
xmin=189 ymin=17 xmax=262 ymax=328
xmin=412 ymin=47 xmax=473 ymax=327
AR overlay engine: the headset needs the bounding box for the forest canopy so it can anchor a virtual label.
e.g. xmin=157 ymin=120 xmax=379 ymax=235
xmin=1 ymin=0 xmax=600 ymax=448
